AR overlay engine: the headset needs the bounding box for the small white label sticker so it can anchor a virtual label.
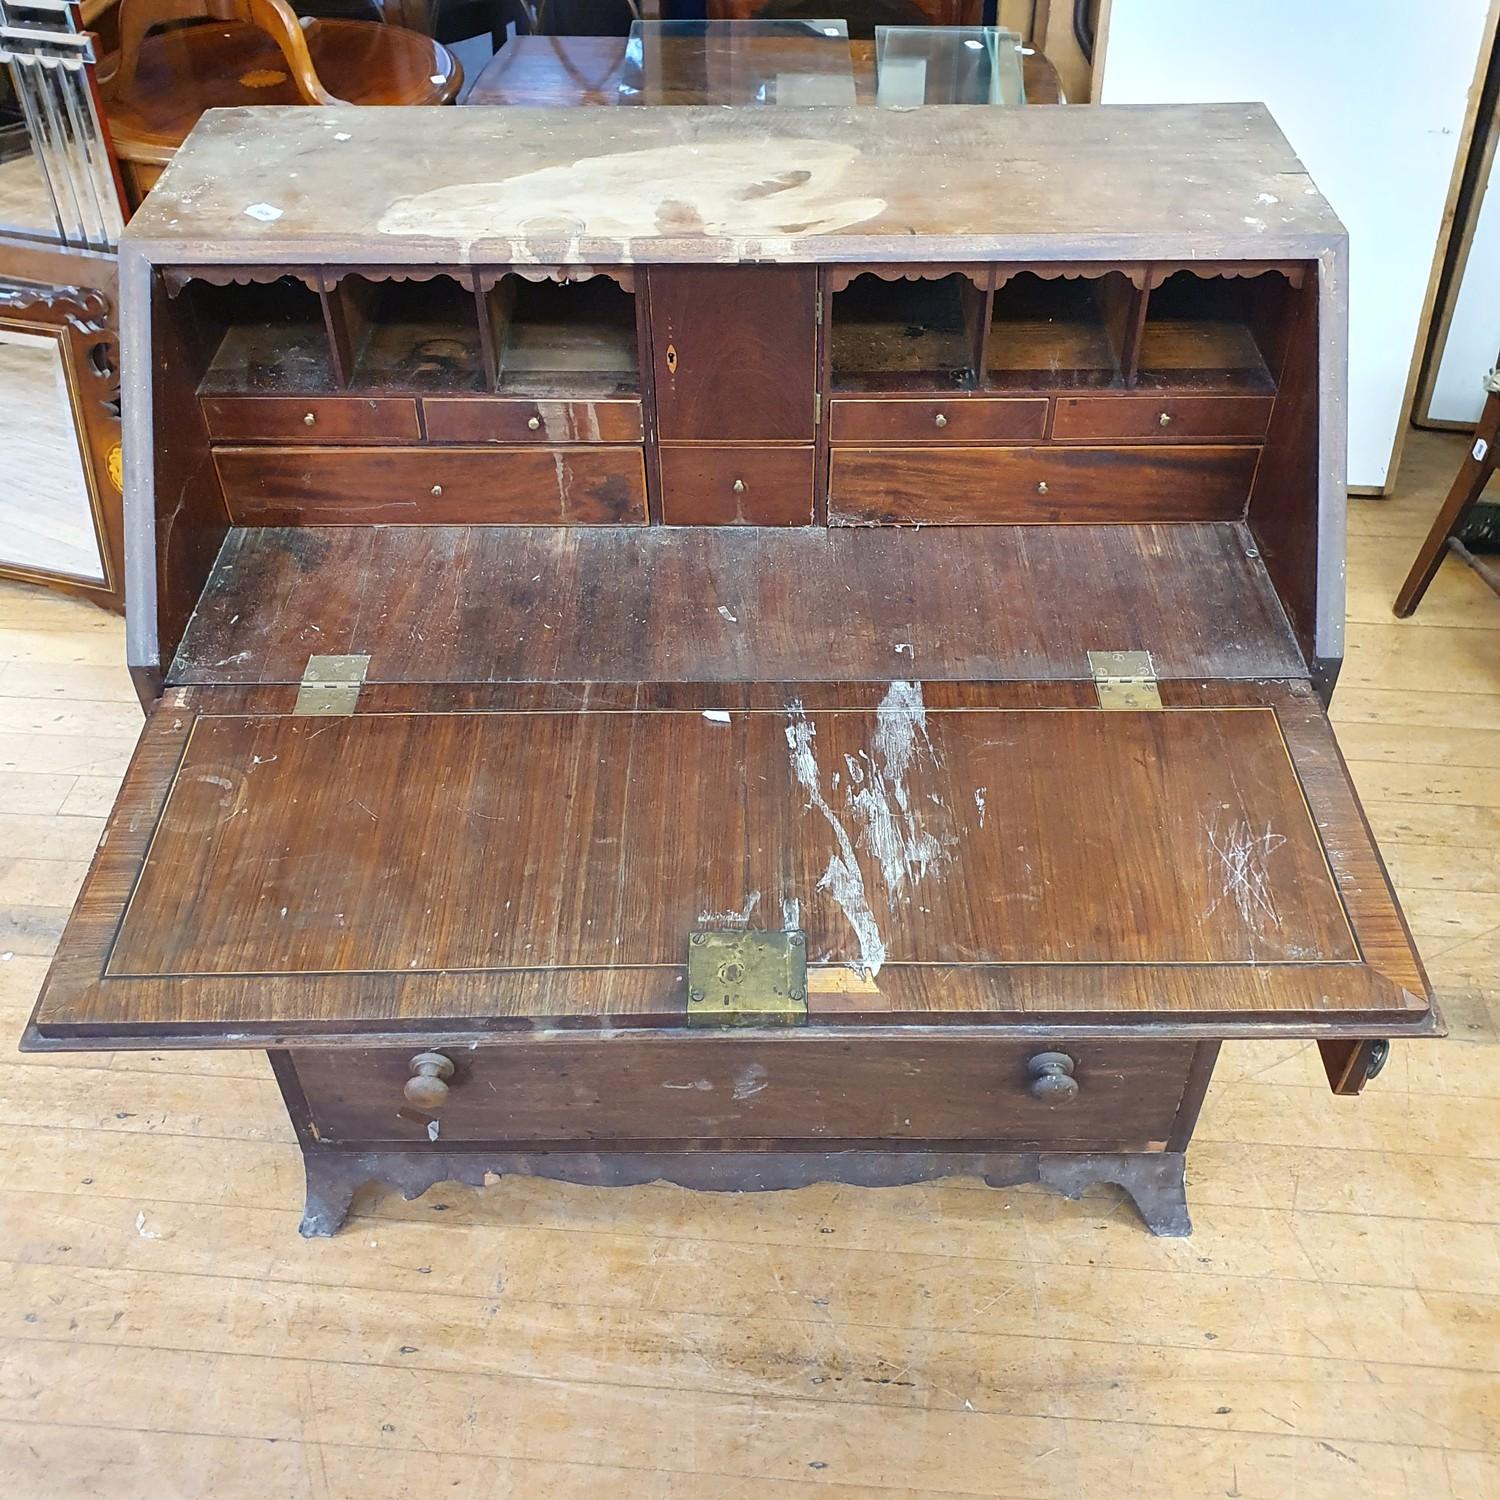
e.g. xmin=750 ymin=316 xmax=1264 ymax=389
xmin=1474 ymin=437 xmax=1489 ymax=462
xmin=243 ymin=202 xmax=282 ymax=223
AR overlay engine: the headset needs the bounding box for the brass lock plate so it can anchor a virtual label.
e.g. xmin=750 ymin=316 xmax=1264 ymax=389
xmin=686 ymin=930 xmax=807 ymax=1027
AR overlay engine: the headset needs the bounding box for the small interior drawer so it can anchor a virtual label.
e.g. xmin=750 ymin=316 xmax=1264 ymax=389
xmin=423 ymin=396 xmax=644 ymax=444
xmin=830 ymin=396 xmax=1048 ymax=445
xmin=1052 ymin=394 xmax=1274 ymax=442
xmin=659 ymin=444 xmax=815 ymax=525
xmin=200 ymin=395 xmax=420 ymax=443
xmin=213 ymin=445 xmax=648 ymax=524
xmin=291 ymin=1037 xmax=1197 ymax=1148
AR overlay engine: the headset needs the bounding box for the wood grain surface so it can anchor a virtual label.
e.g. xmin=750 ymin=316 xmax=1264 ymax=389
xmin=658 ymin=444 xmax=815 ymax=524
xmin=648 ymin=267 xmax=817 ymax=441
xmin=28 ymin=681 xmax=1428 ymax=1040
xmin=290 ymin=1037 xmax=1195 ymax=1149
xmin=165 ymin=522 xmax=1305 ymax=685
xmin=102 ymin=704 xmax=1352 ymax=978
xmin=827 ymin=445 xmax=1261 ymax=524
xmin=212 ymin=445 xmax=649 ymax=525
xmin=122 ymin=104 xmax=1345 ymax=267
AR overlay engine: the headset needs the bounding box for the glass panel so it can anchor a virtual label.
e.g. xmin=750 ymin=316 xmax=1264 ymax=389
xmin=620 ymin=20 xmax=856 ymax=106
xmin=0 ymin=325 xmax=105 ymax=584
xmin=0 ymin=67 xmax=63 ymax=240
xmin=874 ymin=27 xmax=1026 ymax=107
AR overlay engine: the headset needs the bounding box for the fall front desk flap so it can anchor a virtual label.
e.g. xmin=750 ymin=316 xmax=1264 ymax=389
xmin=30 ymin=677 xmax=1430 ymax=1043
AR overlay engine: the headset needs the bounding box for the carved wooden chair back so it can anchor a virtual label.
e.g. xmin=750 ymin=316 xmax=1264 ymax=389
xmin=112 ymin=0 xmax=341 ymax=103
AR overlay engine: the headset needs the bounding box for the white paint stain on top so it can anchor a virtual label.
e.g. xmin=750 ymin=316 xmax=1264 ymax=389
xmin=783 ymin=681 xmax=955 ymax=977
xmin=376 ymin=140 xmax=886 ymax=246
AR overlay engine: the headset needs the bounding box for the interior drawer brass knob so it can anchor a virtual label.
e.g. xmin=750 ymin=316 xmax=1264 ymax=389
xmin=404 ymin=1051 xmax=456 ymax=1111
xmin=1037 ymin=480 xmax=1049 ymax=495
xmin=527 ymin=415 xmax=541 ymax=430
xmin=934 ymin=412 xmax=948 ymax=428
xmin=302 ymin=411 xmax=316 ymax=426
xmin=1027 ymin=1051 xmax=1079 ymax=1102
xmin=430 ymin=484 xmax=443 ymax=497
xmin=1158 ymin=411 xmax=1173 ymax=426
xmin=732 ymin=478 xmax=746 ymax=493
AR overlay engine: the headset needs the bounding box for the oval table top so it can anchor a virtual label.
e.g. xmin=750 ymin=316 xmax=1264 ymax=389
xmin=103 ymin=19 xmax=462 ymax=163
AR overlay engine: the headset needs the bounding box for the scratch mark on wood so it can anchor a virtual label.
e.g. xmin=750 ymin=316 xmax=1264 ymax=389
xmin=698 ymin=891 xmax=761 ymax=927
xmin=1204 ymin=813 xmax=1286 ymax=927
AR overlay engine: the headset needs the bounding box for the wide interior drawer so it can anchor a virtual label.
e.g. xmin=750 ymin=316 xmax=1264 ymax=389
xmin=213 ymin=445 xmax=649 ymax=524
xmin=829 ymin=396 xmax=1048 ymax=445
xmin=1052 ymin=394 xmax=1274 ymax=442
xmin=422 ymin=396 xmax=644 ymax=444
xmin=290 ymin=1037 xmax=1197 ymax=1148
xmin=659 ymin=444 xmax=814 ymax=525
xmin=828 ymin=445 xmax=1260 ymax=523
xmin=200 ymin=395 xmax=421 ymax=443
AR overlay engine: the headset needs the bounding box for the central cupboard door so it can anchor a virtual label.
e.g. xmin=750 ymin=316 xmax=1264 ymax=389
xmin=648 ymin=267 xmax=818 ymax=441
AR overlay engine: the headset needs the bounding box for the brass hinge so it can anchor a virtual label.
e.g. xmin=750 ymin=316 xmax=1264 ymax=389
xmin=1088 ymin=650 xmax=1162 ymax=711
xmin=687 ymin=929 xmax=808 ymax=1027
xmin=293 ymin=654 xmax=369 ymax=716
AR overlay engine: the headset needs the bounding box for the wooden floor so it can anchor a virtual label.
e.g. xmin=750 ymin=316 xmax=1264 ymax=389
xmin=2 ymin=428 xmax=1497 ymax=1498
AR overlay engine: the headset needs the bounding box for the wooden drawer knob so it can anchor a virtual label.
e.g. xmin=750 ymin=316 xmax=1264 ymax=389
xmin=1027 ymin=1051 xmax=1079 ymax=1102
xmin=404 ymin=1051 xmax=455 ymax=1111
xmin=527 ymin=415 xmax=541 ymax=430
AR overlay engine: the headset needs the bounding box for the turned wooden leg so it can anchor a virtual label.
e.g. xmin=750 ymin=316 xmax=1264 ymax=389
xmin=1394 ymin=383 xmax=1500 ymax=617
xmin=1037 ymin=1151 xmax=1192 ymax=1236
xmin=298 ymin=1151 xmax=361 ymax=1238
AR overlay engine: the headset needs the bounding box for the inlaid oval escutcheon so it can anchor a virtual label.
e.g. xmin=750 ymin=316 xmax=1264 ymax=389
xmin=1027 ymin=1051 xmax=1079 ymax=1103
xmin=404 ymin=1051 xmax=455 ymax=1111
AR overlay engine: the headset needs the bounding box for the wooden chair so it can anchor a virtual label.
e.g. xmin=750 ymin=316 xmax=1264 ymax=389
xmin=1394 ymin=360 xmax=1500 ymax=615
xmin=101 ymin=0 xmax=461 ymax=207
xmin=113 ymin=0 xmax=342 ymax=105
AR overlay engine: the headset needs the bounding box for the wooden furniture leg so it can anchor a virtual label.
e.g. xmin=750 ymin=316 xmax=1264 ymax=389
xmin=296 ymin=1147 xmax=1194 ymax=1238
xmin=1394 ymin=372 xmax=1500 ymax=616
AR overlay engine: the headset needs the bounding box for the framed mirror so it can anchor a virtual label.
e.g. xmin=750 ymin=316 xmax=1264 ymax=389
xmin=0 ymin=280 xmax=123 ymax=606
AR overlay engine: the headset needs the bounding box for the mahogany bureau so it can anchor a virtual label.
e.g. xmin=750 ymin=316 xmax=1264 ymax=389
xmin=23 ymin=104 xmax=1439 ymax=1237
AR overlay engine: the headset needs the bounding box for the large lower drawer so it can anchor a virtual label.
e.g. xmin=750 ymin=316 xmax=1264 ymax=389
xmin=828 ymin=445 xmax=1260 ymax=524
xmin=290 ymin=1037 xmax=1197 ymax=1148
xmin=659 ymin=444 xmax=815 ymax=525
xmin=200 ymin=395 xmax=421 ymax=444
xmin=1052 ymin=394 xmax=1274 ymax=442
xmin=213 ymin=445 xmax=649 ymax=524
xmin=829 ymin=396 xmax=1049 ymax=444
xmin=422 ymin=396 xmax=644 ymax=444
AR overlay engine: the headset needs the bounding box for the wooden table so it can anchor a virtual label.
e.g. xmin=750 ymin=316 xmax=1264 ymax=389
xmin=103 ymin=19 xmax=462 ymax=208
xmin=466 ymin=34 xmax=1062 ymax=107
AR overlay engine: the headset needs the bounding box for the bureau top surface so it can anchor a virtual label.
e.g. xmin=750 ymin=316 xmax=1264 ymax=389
xmin=123 ymin=103 xmax=1344 ymax=265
